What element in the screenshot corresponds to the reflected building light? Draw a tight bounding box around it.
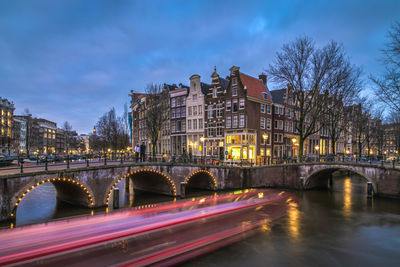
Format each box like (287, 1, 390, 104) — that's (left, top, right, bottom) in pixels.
(343, 178, 352, 216)
(288, 201, 300, 241)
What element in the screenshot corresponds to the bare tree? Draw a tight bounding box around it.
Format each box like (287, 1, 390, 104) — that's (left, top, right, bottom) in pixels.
(145, 84, 169, 159)
(268, 37, 358, 159)
(322, 45, 363, 154)
(371, 22, 400, 112)
(95, 107, 129, 152)
(350, 101, 371, 158)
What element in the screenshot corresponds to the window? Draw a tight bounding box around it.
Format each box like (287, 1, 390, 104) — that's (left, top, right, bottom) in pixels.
(182, 121, 186, 131)
(216, 122, 223, 136)
(274, 120, 278, 129)
(226, 116, 231, 128)
(181, 107, 186, 117)
(188, 120, 192, 130)
(233, 116, 238, 128)
(181, 96, 186, 106)
(232, 77, 238, 85)
(275, 106, 279, 114)
(262, 93, 269, 100)
(239, 114, 245, 128)
(226, 100, 231, 111)
(193, 119, 197, 130)
(284, 121, 288, 132)
(233, 99, 238, 112)
(193, 106, 197, 116)
(213, 88, 218, 98)
(217, 103, 223, 117)
(208, 123, 214, 137)
(188, 107, 192, 116)
(208, 105, 213, 118)
(176, 97, 181, 107)
(171, 98, 176, 107)
(176, 108, 181, 118)
(279, 120, 283, 130)
(199, 119, 203, 129)
(198, 105, 202, 115)
(177, 121, 182, 132)
(274, 133, 278, 142)
(239, 98, 245, 109)
(193, 94, 198, 101)
(171, 121, 176, 132)
(261, 104, 265, 113)
(171, 109, 176, 119)
(232, 87, 237, 96)
(279, 107, 283, 115)
(267, 105, 271, 114)
(260, 117, 265, 129)
(289, 121, 293, 132)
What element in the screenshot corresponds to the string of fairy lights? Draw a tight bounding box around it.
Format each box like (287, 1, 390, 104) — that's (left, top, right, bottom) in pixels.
(10, 169, 217, 217)
(185, 169, 217, 188)
(105, 169, 177, 205)
(11, 177, 94, 218)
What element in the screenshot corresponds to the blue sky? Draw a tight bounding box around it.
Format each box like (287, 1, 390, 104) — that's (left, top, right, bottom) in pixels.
(1, 0, 399, 133)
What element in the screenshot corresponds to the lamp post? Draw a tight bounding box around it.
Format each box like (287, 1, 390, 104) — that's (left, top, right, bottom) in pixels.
(292, 137, 297, 163)
(200, 136, 205, 165)
(315, 145, 320, 162)
(262, 133, 268, 166)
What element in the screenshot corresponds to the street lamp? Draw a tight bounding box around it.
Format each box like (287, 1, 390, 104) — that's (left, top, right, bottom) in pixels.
(315, 145, 320, 162)
(200, 136, 205, 164)
(292, 137, 298, 162)
(262, 133, 268, 165)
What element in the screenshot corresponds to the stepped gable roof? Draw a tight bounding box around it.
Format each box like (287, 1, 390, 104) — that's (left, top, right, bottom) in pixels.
(200, 82, 210, 95)
(239, 72, 272, 102)
(219, 77, 229, 91)
(270, 89, 286, 104)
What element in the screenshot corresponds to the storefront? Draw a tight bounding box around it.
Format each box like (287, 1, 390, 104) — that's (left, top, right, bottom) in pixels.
(225, 132, 256, 161)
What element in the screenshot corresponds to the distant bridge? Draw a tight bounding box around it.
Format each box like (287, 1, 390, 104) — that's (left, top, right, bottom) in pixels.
(1, 162, 399, 221)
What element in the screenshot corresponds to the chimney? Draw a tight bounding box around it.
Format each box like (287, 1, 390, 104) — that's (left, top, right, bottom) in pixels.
(259, 73, 267, 85)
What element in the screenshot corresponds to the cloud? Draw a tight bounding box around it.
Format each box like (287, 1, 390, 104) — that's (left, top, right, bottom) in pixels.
(1, 0, 399, 133)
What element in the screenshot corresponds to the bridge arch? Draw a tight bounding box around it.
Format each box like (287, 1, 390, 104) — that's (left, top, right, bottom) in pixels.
(304, 165, 377, 192)
(105, 168, 177, 205)
(184, 169, 217, 190)
(10, 177, 95, 219)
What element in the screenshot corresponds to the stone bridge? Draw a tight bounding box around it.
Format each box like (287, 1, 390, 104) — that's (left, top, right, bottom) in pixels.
(1, 162, 399, 221)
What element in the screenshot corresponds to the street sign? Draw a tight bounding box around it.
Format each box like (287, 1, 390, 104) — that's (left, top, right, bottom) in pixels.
(225, 151, 228, 155)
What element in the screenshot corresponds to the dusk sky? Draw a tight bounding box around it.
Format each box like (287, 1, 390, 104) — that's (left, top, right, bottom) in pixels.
(1, 0, 400, 134)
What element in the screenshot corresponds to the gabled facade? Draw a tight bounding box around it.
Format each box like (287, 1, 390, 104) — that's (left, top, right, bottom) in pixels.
(225, 66, 273, 163)
(204, 68, 229, 159)
(186, 75, 208, 156)
(170, 84, 188, 155)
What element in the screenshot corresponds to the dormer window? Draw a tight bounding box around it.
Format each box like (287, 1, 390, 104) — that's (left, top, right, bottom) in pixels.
(232, 77, 238, 85)
(262, 93, 268, 100)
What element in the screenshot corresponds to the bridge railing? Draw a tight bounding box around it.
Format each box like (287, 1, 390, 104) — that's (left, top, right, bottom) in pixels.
(0, 152, 399, 174)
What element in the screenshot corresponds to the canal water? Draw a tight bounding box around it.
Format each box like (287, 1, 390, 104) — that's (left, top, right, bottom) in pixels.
(3, 174, 400, 266)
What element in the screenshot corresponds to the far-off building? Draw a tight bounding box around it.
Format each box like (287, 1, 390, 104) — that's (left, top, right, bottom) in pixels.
(0, 97, 15, 153)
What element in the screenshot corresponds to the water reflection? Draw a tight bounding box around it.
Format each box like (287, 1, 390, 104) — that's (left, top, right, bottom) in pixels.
(343, 177, 352, 216)
(287, 200, 300, 241)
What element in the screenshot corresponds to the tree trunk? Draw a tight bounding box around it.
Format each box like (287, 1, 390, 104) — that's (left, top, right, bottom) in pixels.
(331, 140, 336, 155)
(299, 136, 304, 162)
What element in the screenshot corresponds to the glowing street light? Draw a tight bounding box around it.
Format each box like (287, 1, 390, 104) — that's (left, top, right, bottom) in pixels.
(315, 145, 320, 162)
(262, 133, 269, 165)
